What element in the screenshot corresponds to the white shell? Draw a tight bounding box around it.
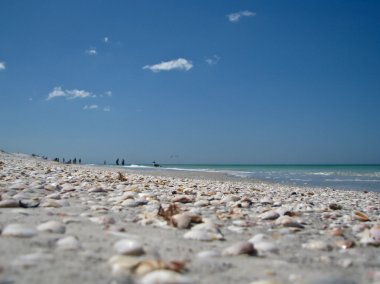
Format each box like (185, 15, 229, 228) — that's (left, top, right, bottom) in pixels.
(37, 220, 66, 234)
(2, 224, 37, 238)
(140, 270, 193, 284)
(114, 239, 145, 256)
(56, 236, 81, 250)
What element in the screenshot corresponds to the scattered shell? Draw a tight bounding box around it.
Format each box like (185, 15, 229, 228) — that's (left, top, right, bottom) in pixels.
(303, 240, 332, 251)
(183, 223, 224, 241)
(140, 270, 192, 284)
(56, 236, 81, 250)
(109, 255, 142, 275)
(260, 210, 280, 220)
(352, 211, 370, 222)
(334, 239, 355, 249)
(222, 241, 257, 256)
(114, 239, 145, 256)
(171, 213, 192, 229)
(275, 216, 304, 228)
(0, 199, 19, 208)
(89, 215, 116, 225)
(37, 220, 66, 234)
(329, 203, 342, 210)
(360, 224, 380, 246)
(254, 241, 279, 254)
(2, 223, 37, 238)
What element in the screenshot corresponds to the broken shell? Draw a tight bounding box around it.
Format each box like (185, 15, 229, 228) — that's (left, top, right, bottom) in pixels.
(114, 239, 145, 256)
(222, 241, 257, 256)
(171, 213, 192, 229)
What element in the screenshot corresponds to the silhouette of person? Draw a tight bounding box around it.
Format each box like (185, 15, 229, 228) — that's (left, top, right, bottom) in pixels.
(73, 158, 77, 164)
(116, 158, 119, 165)
(63, 158, 65, 164)
(79, 159, 81, 164)
(121, 159, 125, 166)
(104, 160, 106, 165)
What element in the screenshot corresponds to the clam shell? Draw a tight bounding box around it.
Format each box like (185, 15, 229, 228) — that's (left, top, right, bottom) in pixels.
(140, 270, 193, 284)
(352, 211, 370, 222)
(114, 239, 145, 256)
(222, 241, 257, 256)
(2, 223, 37, 238)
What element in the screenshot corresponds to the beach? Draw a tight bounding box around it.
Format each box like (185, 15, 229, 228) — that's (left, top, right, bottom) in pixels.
(0, 151, 379, 284)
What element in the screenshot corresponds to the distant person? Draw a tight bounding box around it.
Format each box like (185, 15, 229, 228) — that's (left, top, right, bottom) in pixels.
(79, 158, 81, 164)
(73, 158, 77, 164)
(104, 160, 106, 165)
(116, 158, 119, 165)
(152, 161, 160, 167)
(121, 159, 125, 166)
(63, 158, 65, 164)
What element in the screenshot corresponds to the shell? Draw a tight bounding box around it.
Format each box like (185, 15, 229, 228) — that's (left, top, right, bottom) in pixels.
(303, 240, 332, 251)
(140, 270, 193, 284)
(0, 199, 19, 208)
(37, 220, 66, 234)
(2, 224, 37, 238)
(56, 236, 81, 250)
(275, 216, 304, 228)
(352, 211, 370, 222)
(222, 242, 257, 256)
(259, 210, 280, 221)
(171, 213, 192, 229)
(114, 239, 145, 256)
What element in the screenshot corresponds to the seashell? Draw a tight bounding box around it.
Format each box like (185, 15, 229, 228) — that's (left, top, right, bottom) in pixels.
(352, 211, 370, 222)
(334, 239, 355, 249)
(41, 199, 62, 208)
(89, 215, 116, 225)
(327, 227, 344, 237)
(183, 222, 224, 241)
(360, 224, 380, 246)
(122, 199, 140, 207)
(220, 195, 240, 204)
(114, 239, 145, 256)
(140, 270, 192, 284)
(227, 225, 245, 234)
(259, 197, 273, 205)
(56, 236, 81, 250)
(254, 241, 279, 254)
(275, 216, 304, 228)
(260, 210, 280, 220)
(134, 260, 167, 276)
(0, 199, 19, 208)
(249, 234, 270, 245)
(222, 241, 257, 256)
(19, 199, 40, 208)
(171, 213, 192, 229)
(37, 220, 66, 234)
(109, 255, 142, 275)
(329, 203, 342, 210)
(2, 223, 37, 238)
(172, 195, 194, 203)
(303, 240, 332, 251)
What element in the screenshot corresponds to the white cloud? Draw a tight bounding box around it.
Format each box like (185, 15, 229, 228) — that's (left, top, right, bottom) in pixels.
(85, 48, 97, 56)
(227, 10, 256, 22)
(83, 104, 99, 110)
(104, 37, 109, 43)
(103, 106, 111, 112)
(47, 87, 94, 100)
(143, 58, 193, 72)
(205, 55, 220, 65)
(0, 61, 6, 71)
(105, 91, 112, 97)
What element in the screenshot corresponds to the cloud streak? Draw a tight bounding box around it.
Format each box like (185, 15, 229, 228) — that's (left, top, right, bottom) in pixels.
(143, 58, 193, 72)
(83, 104, 99, 110)
(47, 87, 94, 100)
(227, 10, 256, 22)
(205, 55, 220, 65)
(0, 61, 5, 71)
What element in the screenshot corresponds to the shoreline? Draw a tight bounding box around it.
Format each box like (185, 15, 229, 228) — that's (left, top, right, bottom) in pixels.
(0, 152, 379, 284)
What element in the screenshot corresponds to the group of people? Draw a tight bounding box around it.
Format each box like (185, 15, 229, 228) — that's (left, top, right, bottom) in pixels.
(115, 158, 125, 166)
(53, 157, 81, 164)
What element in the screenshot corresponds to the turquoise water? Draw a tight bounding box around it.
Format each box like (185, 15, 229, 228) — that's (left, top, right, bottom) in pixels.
(121, 164, 380, 192)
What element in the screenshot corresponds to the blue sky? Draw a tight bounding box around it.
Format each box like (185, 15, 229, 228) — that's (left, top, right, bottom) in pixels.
(0, 0, 379, 164)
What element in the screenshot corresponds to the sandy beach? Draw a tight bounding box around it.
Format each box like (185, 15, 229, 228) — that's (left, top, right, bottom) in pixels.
(0, 151, 379, 284)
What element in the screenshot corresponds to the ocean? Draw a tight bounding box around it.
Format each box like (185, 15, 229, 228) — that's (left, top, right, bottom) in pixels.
(119, 164, 380, 192)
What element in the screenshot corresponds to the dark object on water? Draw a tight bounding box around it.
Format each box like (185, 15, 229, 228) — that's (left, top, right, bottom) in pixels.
(116, 158, 119, 165)
(152, 161, 160, 167)
(79, 159, 81, 164)
(104, 160, 107, 165)
(121, 159, 125, 166)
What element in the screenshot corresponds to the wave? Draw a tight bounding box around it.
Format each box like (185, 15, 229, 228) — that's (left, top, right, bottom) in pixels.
(124, 164, 154, 169)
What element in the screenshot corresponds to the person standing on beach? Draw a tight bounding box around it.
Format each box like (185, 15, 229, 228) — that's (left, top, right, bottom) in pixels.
(116, 158, 119, 165)
(121, 159, 125, 166)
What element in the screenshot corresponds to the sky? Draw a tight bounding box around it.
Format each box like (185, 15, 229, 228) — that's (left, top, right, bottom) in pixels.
(0, 0, 380, 164)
